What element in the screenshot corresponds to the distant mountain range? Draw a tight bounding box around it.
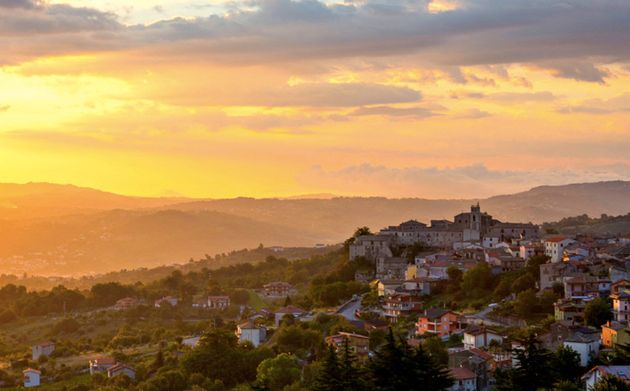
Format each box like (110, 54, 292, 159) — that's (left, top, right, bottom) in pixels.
(0, 181, 629, 276)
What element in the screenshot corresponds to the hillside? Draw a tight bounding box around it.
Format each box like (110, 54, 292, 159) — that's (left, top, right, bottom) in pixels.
(542, 213, 630, 235)
(0, 181, 629, 276)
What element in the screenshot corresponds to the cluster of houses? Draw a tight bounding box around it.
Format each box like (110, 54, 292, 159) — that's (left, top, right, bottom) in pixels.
(346, 205, 630, 390)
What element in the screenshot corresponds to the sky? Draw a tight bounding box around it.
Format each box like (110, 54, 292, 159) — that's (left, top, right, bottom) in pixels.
(1, 0, 630, 199)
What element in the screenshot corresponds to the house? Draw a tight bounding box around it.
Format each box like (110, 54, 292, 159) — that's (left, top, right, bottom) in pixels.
(262, 282, 294, 297)
(182, 336, 201, 348)
(107, 363, 136, 380)
(426, 260, 451, 280)
(611, 286, 630, 323)
(449, 349, 491, 390)
(32, 341, 55, 361)
(545, 237, 576, 263)
(601, 321, 630, 348)
(207, 296, 230, 310)
(236, 321, 266, 347)
(416, 309, 462, 337)
(114, 297, 142, 311)
(23, 368, 40, 388)
(89, 356, 117, 374)
(375, 279, 403, 297)
(274, 305, 307, 326)
(582, 366, 630, 390)
(520, 244, 543, 260)
(564, 332, 601, 367)
(376, 257, 408, 280)
(401, 277, 435, 296)
(325, 332, 370, 361)
(564, 276, 599, 299)
(554, 298, 589, 323)
(449, 367, 477, 391)
(539, 262, 579, 291)
(382, 293, 422, 322)
(349, 234, 393, 261)
(463, 326, 503, 350)
(154, 296, 178, 308)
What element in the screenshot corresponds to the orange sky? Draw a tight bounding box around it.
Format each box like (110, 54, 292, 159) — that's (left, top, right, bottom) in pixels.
(1, 0, 629, 199)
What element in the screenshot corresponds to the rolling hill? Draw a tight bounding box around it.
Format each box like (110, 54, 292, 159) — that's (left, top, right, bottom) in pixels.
(0, 181, 628, 276)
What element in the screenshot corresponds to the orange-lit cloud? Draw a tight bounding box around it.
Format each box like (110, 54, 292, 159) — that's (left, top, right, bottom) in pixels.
(1, 0, 629, 198)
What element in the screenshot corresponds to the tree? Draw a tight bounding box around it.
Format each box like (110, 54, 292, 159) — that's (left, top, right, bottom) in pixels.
(313, 345, 342, 391)
(275, 325, 322, 358)
(181, 329, 273, 387)
(367, 329, 451, 391)
(338, 338, 362, 390)
(514, 289, 538, 319)
(461, 262, 494, 299)
(553, 380, 581, 391)
(446, 266, 463, 292)
(495, 334, 554, 391)
(511, 274, 535, 294)
(553, 345, 582, 380)
(367, 329, 410, 390)
(256, 353, 301, 391)
(493, 279, 512, 299)
(591, 374, 630, 391)
(584, 298, 613, 328)
(423, 336, 448, 366)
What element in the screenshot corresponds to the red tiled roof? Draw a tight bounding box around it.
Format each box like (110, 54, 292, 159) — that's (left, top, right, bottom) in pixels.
(546, 236, 569, 243)
(450, 367, 476, 380)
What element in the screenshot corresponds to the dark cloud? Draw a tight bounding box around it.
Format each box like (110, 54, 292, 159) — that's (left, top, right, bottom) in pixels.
(1, 0, 630, 82)
(0, 0, 39, 9)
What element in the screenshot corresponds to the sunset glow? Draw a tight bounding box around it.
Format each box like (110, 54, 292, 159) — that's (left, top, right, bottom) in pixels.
(1, 0, 630, 198)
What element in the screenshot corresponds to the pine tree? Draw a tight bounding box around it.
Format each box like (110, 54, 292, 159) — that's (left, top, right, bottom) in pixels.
(413, 344, 453, 389)
(313, 345, 342, 391)
(367, 329, 409, 391)
(495, 334, 554, 391)
(339, 338, 362, 391)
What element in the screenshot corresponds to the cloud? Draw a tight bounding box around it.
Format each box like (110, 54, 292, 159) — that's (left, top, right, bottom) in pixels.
(1, 0, 630, 82)
(147, 81, 422, 108)
(351, 105, 437, 118)
(299, 163, 630, 198)
(557, 93, 630, 114)
(0, 105, 9, 112)
(0, 0, 39, 9)
(450, 91, 556, 102)
(543, 62, 611, 84)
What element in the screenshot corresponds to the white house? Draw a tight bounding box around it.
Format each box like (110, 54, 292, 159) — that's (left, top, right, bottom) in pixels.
(23, 368, 41, 388)
(545, 237, 576, 263)
(449, 367, 477, 391)
(32, 342, 55, 361)
(582, 365, 630, 390)
(564, 332, 601, 367)
(463, 327, 503, 350)
(236, 321, 267, 347)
